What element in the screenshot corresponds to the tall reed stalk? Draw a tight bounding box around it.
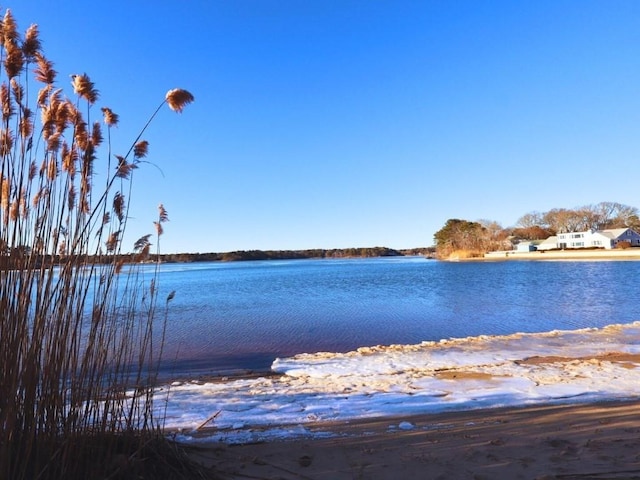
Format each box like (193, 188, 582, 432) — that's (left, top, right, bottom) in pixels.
(0, 9, 194, 479)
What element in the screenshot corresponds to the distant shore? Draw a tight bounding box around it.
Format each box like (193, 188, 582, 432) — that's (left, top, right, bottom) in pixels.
(155, 246, 435, 263)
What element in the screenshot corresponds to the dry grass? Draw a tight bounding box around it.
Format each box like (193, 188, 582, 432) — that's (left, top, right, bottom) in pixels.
(0, 9, 204, 479)
(442, 249, 485, 260)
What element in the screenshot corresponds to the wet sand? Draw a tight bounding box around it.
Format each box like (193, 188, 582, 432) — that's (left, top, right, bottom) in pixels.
(184, 399, 640, 479)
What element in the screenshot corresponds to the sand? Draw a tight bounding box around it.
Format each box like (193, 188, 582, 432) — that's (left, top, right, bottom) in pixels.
(182, 399, 640, 479)
(483, 249, 640, 261)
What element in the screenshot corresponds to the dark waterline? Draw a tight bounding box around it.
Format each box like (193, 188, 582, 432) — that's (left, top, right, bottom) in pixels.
(150, 257, 640, 379)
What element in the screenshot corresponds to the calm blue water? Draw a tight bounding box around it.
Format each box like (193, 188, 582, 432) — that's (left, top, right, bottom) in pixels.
(151, 257, 640, 377)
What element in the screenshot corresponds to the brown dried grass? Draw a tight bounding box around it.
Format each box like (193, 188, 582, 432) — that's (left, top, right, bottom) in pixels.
(0, 9, 202, 480)
(442, 249, 485, 260)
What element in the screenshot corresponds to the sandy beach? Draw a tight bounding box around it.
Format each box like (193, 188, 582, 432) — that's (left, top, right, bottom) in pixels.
(166, 340, 640, 478)
(183, 399, 640, 479)
(482, 249, 640, 261)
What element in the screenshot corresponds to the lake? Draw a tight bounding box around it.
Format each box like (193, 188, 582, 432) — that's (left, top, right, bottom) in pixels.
(149, 256, 640, 379)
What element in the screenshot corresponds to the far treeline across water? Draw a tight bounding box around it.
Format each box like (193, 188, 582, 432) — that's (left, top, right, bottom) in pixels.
(0, 247, 435, 270)
(152, 246, 434, 263)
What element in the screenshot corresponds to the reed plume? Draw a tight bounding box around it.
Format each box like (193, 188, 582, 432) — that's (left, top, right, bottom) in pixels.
(22, 23, 40, 60)
(165, 88, 194, 113)
(0, 9, 198, 480)
(101, 106, 119, 126)
(71, 73, 98, 104)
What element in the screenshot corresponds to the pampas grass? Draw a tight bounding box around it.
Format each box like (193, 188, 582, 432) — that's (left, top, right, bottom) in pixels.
(0, 8, 199, 479)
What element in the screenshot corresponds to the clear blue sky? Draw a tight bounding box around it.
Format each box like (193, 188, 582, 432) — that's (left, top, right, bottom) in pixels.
(11, 1, 640, 253)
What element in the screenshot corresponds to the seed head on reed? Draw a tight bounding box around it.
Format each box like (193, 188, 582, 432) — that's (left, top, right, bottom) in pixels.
(133, 140, 148, 158)
(1, 176, 9, 209)
(32, 189, 40, 207)
(34, 53, 56, 84)
(9, 199, 19, 221)
(80, 195, 90, 214)
(100, 107, 119, 127)
(47, 132, 61, 152)
(4, 38, 24, 78)
(47, 158, 58, 180)
(19, 193, 27, 219)
(19, 108, 33, 139)
(1, 83, 14, 120)
(158, 203, 169, 223)
(113, 191, 125, 222)
(68, 183, 76, 210)
(54, 100, 72, 132)
(1, 10, 18, 43)
(61, 143, 77, 175)
(0, 128, 13, 156)
(105, 230, 120, 252)
(67, 101, 82, 125)
(134, 234, 152, 261)
(10, 78, 23, 105)
(28, 160, 36, 180)
(154, 204, 169, 236)
(134, 234, 151, 252)
(71, 73, 99, 104)
(74, 120, 89, 150)
(81, 144, 95, 178)
(91, 121, 102, 146)
(165, 88, 194, 113)
(36, 84, 52, 107)
(22, 24, 41, 60)
(40, 87, 62, 129)
(114, 259, 124, 274)
(115, 155, 137, 179)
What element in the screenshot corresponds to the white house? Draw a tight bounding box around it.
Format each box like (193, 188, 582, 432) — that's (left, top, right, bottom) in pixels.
(536, 236, 558, 251)
(515, 241, 537, 252)
(551, 228, 640, 250)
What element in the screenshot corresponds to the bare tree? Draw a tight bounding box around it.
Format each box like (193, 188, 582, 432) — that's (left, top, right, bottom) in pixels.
(516, 211, 544, 229)
(578, 202, 639, 230)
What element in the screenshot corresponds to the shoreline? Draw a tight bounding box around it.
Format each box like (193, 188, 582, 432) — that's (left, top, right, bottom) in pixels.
(481, 249, 640, 261)
(172, 350, 640, 477)
(186, 398, 640, 479)
(162, 345, 640, 441)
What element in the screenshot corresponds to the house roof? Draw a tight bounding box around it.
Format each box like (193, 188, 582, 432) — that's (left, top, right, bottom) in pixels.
(601, 228, 631, 239)
(537, 236, 557, 245)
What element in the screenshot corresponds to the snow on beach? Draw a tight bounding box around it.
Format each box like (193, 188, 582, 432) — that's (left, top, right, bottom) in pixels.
(161, 322, 640, 444)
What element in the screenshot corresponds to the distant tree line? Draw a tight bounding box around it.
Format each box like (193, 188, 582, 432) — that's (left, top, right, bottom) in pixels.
(515, 201, 639, 236)
(0, 246, 436, 270)
(155, 246, 435, 263)
(434, 201, 640, 258)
